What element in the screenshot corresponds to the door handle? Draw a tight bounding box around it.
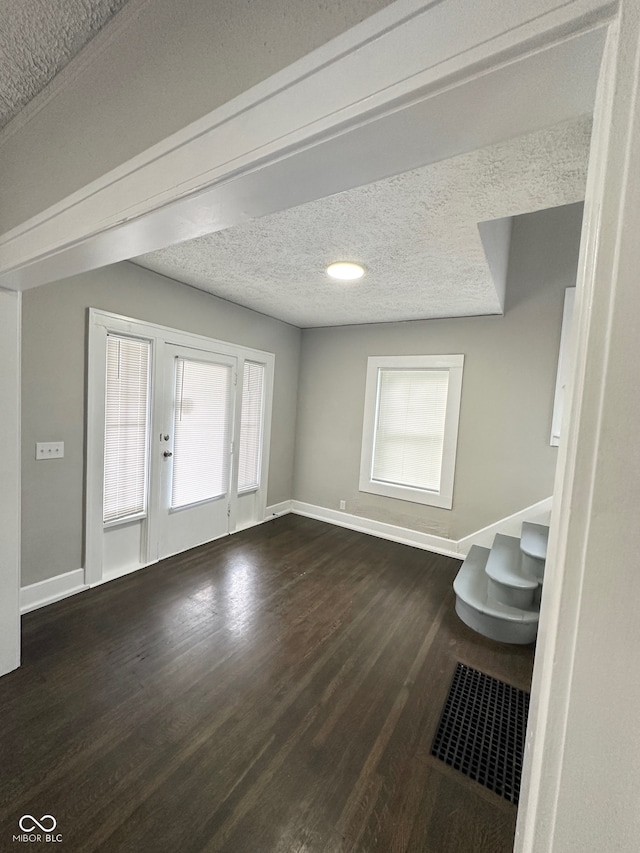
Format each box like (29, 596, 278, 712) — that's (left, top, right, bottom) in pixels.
(163, 451, 173, 458)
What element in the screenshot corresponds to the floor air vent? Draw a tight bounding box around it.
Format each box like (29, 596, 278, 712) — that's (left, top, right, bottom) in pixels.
(431, 662, 529, 805)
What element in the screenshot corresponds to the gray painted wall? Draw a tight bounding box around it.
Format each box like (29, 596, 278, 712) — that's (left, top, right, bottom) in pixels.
(0, 0, 394, 233)
(293, 203, 583, 540)
(20, 203, 581, 586)
(21, 262, 301, 585)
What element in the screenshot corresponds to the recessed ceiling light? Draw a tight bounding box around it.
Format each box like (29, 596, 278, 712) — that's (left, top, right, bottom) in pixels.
(326, 261, 365, 281)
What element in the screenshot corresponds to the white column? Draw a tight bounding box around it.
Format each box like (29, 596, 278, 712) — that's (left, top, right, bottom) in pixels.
(0, 289, 21, 676)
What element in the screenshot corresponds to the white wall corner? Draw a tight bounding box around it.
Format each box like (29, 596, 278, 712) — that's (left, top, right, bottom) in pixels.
(21, 569, 88, 614)
(265, 500, 293, 519)
(477, 216, 513, 313)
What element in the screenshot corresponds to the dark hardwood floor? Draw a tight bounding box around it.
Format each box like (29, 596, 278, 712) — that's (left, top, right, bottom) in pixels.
(0, 516, 533, 852)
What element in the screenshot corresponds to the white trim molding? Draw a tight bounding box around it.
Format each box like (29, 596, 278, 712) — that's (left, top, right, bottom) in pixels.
(289, 498, 552, 558)
(549, 288, 576, 447)
(21, 569, 88, 614)
(265, 500, 293, 518)
(292, 501, 461, 558)
(517, 7, 640, 850)
(0, 290, 21, 674)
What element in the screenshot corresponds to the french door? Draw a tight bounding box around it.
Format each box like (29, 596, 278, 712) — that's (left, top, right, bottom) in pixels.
(158, 345, 237, 559)
(86, 310, 274, 586)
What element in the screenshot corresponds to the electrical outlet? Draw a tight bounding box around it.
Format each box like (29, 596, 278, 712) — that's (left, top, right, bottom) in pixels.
(36, 441, 64, 460)
(339, 500, 346, 510)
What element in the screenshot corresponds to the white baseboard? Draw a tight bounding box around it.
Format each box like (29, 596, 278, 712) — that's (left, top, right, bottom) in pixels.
(291, 501, 461, 558)
(290, 498, 553, 559)
(265, 500, 293, 518)
(100, 559, 159, 586)
(21, 498, 552, 613)
(21, 568, 88, 614)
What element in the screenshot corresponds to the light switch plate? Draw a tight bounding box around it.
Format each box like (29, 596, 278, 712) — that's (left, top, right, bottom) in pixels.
(36, 441, 64, 460)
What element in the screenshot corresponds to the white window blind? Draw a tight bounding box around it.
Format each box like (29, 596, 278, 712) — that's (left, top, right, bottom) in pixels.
(103, 335, 151, 523)
(171, 358, 232, 509)
(238, 361, 265, 493)
(372, 368, 450, 492)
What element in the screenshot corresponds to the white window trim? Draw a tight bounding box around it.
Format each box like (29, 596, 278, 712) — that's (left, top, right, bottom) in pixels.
(359, 354, 464, 510)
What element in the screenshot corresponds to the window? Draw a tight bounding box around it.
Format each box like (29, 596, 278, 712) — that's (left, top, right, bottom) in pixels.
(103, 335, 151, 523)
(359, 355, 464, 509)
(171, 357, 233, 509)
(238, 361, 265, 492)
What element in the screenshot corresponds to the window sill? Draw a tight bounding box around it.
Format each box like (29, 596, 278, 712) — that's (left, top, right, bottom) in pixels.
(359, 479, 453, 510)
(104, 512, 147, 529)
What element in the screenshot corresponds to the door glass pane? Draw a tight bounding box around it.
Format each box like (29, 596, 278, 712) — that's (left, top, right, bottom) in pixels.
(171, 357, 232, 509)
(104, 335, 151, 523)
(238, 361, 265, 492)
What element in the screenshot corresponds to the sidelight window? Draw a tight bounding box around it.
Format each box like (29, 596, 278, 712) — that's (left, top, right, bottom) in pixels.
(103, 335, 151, 523)
(238, 361, 265, 493)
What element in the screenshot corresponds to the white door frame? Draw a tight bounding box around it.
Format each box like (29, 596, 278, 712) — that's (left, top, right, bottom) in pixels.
(86, 309, 274, 586)
(515, 6, 640, 850)
(0, 290, 21, 677)
(3, 0, 639, 847)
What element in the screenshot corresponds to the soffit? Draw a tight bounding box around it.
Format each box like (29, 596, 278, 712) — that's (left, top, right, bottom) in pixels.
(134, 116, 590, 328)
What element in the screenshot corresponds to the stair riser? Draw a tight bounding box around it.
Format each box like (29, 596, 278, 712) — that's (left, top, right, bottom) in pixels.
(487, 578, 536, 609)
(521, 552, 545, 582)
(455, 598, 537, 645)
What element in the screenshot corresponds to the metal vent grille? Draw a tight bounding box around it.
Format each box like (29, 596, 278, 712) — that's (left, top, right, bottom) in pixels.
(431, 662, 530, 804)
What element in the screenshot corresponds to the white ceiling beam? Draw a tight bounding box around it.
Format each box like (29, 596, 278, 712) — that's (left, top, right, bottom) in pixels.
(0, 0, 612, 291)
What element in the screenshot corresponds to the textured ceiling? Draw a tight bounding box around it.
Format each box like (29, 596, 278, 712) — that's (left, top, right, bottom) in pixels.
(0, 0, 129, 130)
(135, 116, 591, 328)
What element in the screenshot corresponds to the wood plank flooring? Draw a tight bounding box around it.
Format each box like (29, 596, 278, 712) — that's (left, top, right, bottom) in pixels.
(0, 516, 533, 852)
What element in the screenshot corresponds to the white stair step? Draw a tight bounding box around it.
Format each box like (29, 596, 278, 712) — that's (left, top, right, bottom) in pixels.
(520, 522, 549, 561)
(454, 547, 531, 621)
(520, 522, 549, 582)
(485, 534, 538, 608)
(486, 534, 538, 590)
(453, 545, 538, 645)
